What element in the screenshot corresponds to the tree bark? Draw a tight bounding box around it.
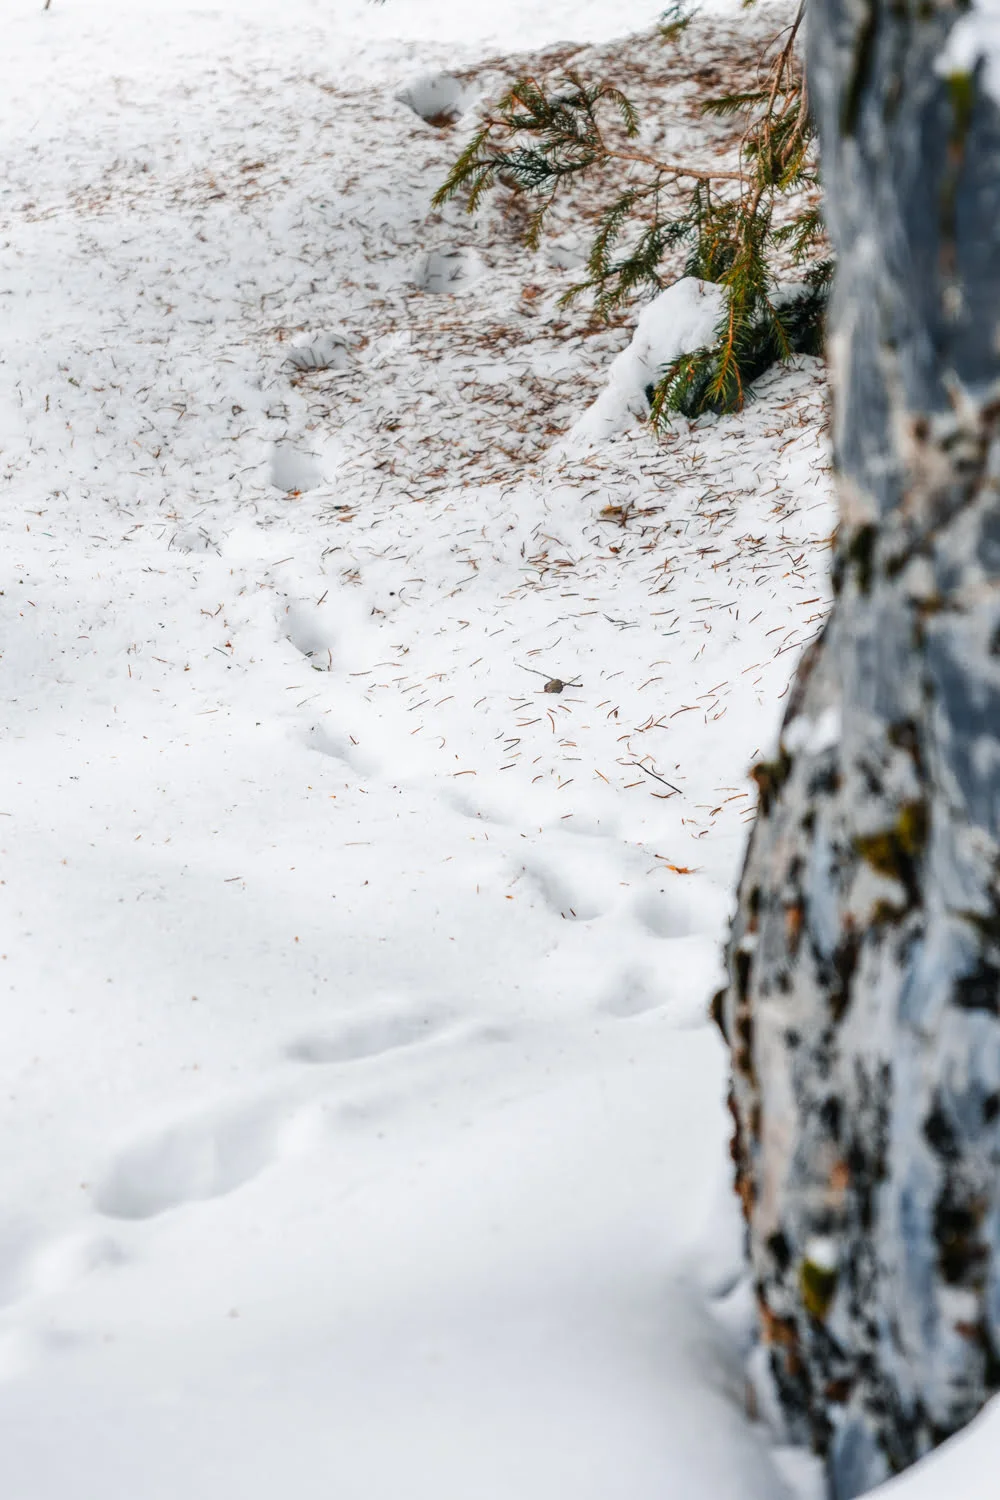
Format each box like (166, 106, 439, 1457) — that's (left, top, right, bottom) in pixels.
(718, 2, 1000, 1495)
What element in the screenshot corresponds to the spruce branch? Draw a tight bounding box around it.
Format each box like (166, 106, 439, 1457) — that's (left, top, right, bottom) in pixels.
(438, 7, 829, 418)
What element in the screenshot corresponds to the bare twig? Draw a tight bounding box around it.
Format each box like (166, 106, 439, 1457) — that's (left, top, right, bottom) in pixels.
(631, 762, 682, 795)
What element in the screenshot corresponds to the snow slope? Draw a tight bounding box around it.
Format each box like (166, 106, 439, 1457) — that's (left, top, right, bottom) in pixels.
(2, 1, 982, 1497)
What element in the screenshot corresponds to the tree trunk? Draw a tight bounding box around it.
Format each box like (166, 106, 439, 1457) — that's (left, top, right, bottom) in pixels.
(718, 3, 1000, 1495)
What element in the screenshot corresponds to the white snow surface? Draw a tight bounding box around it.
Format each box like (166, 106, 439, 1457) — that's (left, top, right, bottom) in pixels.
(1, 0, 990, 1496)
(877, 1397, 1000, 1500)
(565, 276, 726, 448)
(939, 0, 1000, 103)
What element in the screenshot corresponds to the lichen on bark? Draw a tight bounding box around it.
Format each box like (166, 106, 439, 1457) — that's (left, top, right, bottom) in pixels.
(717, 2, 1000, 1494)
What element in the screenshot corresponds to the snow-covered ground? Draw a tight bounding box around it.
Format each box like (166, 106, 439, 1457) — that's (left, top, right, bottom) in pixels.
(1, 1, 994, 1496)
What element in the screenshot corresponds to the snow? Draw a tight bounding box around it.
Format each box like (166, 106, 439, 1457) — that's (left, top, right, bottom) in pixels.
(874, 1398, 1000, 1500)
(2, 0, 991, 1496)
(397, 72, 476, 124)
(938, 0, 1000, 103)
(782, 705, 842, 757)
(804, 1235, 839, 1274)
(564, 276, 726, 448)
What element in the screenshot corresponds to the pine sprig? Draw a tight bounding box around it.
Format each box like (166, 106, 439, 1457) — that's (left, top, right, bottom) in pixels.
(438, 2, 828, 418)
(432, 74, 641, 222)
(701, 90, 771, 118)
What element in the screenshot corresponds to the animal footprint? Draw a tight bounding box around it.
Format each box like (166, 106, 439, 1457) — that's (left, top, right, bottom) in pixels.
(286, 330, 351, 373)
(443, 783, 515, 829)
(517, 855, 608, 922)
(604, 935, 725, 1030)
(307, 722, 381, 777)
(170, 525, 218, 554)
(283, 599, 335, 663)
(94, 1098, 291, 1221)
(27, 1230, 126, 1296)
(413, 248, 484, 294)
(599, 969, 663, 1019)
(396, 73, 471, 126)
(286, 1000, 450, 1066)
(270, 442, 324, 494)
(632, 875, 729, 941)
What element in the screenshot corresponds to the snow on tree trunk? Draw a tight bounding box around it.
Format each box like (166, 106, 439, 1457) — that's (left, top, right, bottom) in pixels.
(717, 2, 1000, 1495)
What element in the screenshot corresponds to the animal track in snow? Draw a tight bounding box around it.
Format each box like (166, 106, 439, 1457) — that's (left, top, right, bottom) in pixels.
(0, 1324, 84, 1381)
(545, 234, 587, 270)
(413, 248, 484, 295)
(632, 889, 695, 940)
(598, 932, 724, 1028)
(270, 442, 324, 494)
(283, 599, 336, 664)
(307, 721, 381, 777)
(443, 784, 515, 828)
(285, 330, 351, 373)
(91, 996, 494, 1226)
(599, 969, 663, 1019)
(94, 1097, 296, 1221)
(27, 1230, 127, 1297)
(170, 525, 218, 554)
(396, 73, 471, 126)
(632, 876, 729, 941)
(516, 852, 613, 922)
(285, 1000, 451, 1066)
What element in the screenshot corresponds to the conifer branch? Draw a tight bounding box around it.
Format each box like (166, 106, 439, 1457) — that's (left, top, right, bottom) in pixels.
(437, 8, 829, 418)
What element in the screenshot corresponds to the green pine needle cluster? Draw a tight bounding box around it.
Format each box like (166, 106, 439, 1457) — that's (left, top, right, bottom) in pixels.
(434, 3, 829, 420)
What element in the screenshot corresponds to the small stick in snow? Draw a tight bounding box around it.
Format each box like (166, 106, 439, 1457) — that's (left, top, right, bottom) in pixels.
(631, 762, 682, 796)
